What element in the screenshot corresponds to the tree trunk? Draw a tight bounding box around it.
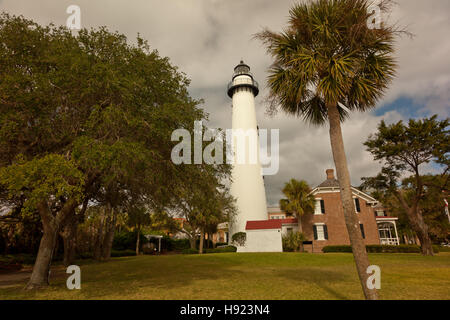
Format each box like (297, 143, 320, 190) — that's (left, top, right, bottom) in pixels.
(61, 211, 78, 267)
(408, 209, 434, 255)
(26, 221, 58, 289)
(395, 193, 434, 256)
(136, 226, 140, 256)
(101, 207, 116, 261)
(327, 104, 379, 300)
(199, 229, 205, 254)
(93, 214, 104, 261)
(189, 236, 196, 249)
(297, 215, 304, 252)
(26, 200, 76, 290)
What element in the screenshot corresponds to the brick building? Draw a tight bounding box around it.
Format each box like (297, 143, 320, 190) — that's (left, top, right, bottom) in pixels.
(225, 169, 398, 252)
(300, 169, 382, 252)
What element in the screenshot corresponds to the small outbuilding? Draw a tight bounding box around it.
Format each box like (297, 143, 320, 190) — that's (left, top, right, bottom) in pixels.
(237, 220, 283, 253)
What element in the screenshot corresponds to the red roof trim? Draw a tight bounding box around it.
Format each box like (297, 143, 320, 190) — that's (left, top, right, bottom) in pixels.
(246, 220, 282, 230)
(280, 218, 298, 225)
(245, 218, 299, 230)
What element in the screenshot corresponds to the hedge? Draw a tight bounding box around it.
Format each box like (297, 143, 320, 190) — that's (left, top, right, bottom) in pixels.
(322, 244, 441, 253)
(182, 246, 237, 255)
(110, 249, 137, 257)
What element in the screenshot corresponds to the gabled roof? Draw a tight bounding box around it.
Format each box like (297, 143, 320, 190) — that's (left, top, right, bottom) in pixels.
(311, 169, 378, 205)
(318, 178, 340, 188)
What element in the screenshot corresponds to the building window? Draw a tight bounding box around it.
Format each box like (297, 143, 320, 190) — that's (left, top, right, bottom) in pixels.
(315, 199, 325, 215)
(313, 224, 328, 241)
(360, 224, 365, 239)
(287, 227, 293, 234)
(375, 210, 385, 217)
(354, 198, 361, 213)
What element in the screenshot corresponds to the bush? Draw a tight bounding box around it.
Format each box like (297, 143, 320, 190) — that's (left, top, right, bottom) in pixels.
(215, 242, 228, 247)
(0, 254, 36, 265)
(322, 244, 440, 253)
(439, 246, 450, 252)
(110, 249, 136, 257)
(182, 248, 199, 254)
(112, 231, 147, 251)
(282, 232, 308, 252)
(231, 232, 246, 246)
(196, 238, 214, 249)
(204, 246, 237, 253)
(170, 238, 191, 251)
(182, 246, 237, 254)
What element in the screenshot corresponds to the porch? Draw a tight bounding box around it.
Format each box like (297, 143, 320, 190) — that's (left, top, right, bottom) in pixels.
(376, 217, 400, 246)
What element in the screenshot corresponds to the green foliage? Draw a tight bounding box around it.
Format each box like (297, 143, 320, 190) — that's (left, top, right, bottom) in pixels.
(280, 179, 315, 219)
(110, 250, 136, 257)
(0, 154, 84, 214)
(231, 232, 246, 246)
(181, 248, 199, 255)
(112, 231, 148, 251)
(282, 232, 308, 252)
(215, 242, 228, 247)
(169, 239, 191, 251)
(182, 245, 237, 254)
(204, 246, 237, 253)
(322, 245, 441, 253)
(0, 253, 36, 265)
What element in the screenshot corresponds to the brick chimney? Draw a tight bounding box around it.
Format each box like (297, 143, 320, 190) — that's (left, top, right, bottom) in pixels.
(326, 169, 335, 180)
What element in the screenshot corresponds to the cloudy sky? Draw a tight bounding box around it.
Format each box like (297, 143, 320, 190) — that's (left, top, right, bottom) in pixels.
(1, 0, 449, 205)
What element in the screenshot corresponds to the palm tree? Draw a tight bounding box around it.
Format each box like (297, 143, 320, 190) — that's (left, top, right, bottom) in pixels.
(280, 179, 315, 248)
(257, 0, 400, 300)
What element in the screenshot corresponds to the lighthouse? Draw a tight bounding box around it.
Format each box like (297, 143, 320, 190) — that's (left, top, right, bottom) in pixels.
(227, 61, 268, 244)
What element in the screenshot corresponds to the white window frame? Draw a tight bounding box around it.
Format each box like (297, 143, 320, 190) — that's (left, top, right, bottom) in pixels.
(315, 223, 326, 241)
(314, 198, 323, 215)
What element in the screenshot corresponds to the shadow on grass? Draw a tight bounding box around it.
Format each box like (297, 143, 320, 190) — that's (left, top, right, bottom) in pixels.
(279, 267, 356, 300)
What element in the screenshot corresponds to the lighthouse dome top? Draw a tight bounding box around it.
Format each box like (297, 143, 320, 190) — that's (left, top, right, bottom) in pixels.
(233, 60, 253, 79)
(227, 60, 259, 98)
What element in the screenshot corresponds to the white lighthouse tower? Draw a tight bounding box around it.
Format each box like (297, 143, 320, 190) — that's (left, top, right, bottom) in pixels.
(227, 60, 268, 243)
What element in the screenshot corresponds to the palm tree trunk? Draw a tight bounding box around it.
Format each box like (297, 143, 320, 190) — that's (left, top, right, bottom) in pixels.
(296, 214, 304, 252)
(327, 103, 378, 300)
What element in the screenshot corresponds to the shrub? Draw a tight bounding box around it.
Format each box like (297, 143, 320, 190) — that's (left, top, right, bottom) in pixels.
(182, 248, 199, 254)
(215, 242, 228, 247)
(282, 232, 308, 252)
(170, 238, 191, 251)
(204, 246, 237, 253)
(231, 232, 246, 246)
(196, 238, 214, 249)
(110, 249, 136, 257)
(322, 245, 440, 253)
(0, 254, 36, 265)
(439, 246, 450, 252)
(113, 231, 147, 251)
(182, 246, 237, 254)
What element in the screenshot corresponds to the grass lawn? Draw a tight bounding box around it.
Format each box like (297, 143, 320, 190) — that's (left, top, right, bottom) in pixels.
(1, 252, 449, 300)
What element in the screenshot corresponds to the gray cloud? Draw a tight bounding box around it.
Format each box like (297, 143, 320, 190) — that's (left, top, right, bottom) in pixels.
(1, 0, 448, 205)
